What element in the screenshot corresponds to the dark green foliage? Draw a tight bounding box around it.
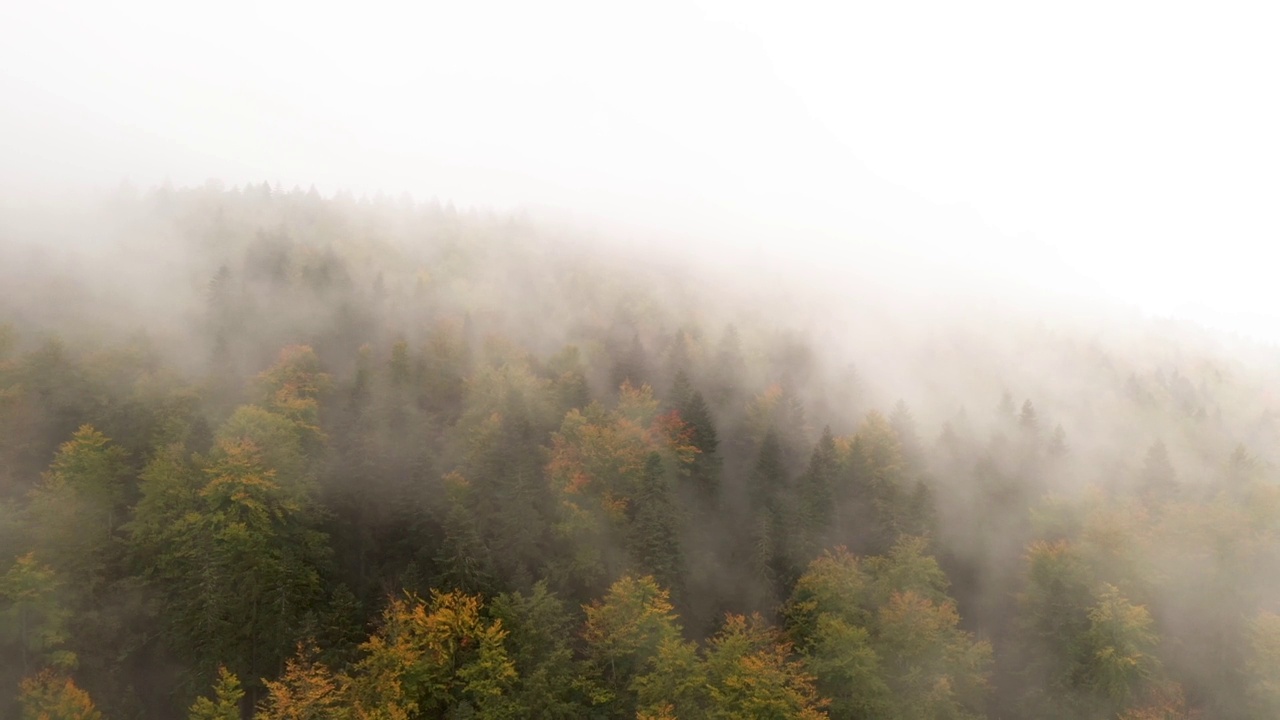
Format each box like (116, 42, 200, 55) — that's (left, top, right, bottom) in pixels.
(629, 453, 684, 598)
(795, 428, 838, 562)
(139, 437, 331, 700)
(672, 372, 721, 504)
(747, 431, 796, 602)
(490, 582, 594, 718)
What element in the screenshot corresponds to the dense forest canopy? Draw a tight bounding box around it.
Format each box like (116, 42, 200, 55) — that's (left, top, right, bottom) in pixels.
(3, 183, 1280, 719)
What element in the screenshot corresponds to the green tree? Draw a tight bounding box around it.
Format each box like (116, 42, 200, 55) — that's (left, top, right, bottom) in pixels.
(147, 438, 329, 694)
(794, 428, 838, 563)
(28, 425, 129, 571)
(490, 582, 597, 718)
(253, 345, 331, 452)
(629, 453, 684, 597)
(747, 431, 794, 601)
(546, 345, 591, 416)
(874, 590, 991, 719)
(864, 535, 950, 610)
(432, 474, 498, 596)
(1074, 584, 1160, 714)
(634, 637, 707, 720)
(189, 667, 244, 720)
(545, 384, 695, 597)
(454, 360, 560, 592)
(786, 541, 990, 720)
(784, 548, 871, 646)
(851, 411, 931, 553)
(0, 553, 74, 675)
(1016, 540, 1094, 712)
(804, 615, 889, 719)
(216, 405, 308, 493)
(670, 372, 721, 505)
(127, 444, 200, 570)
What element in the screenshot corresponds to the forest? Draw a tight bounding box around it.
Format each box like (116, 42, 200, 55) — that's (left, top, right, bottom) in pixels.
(3, 182, 1280, 719)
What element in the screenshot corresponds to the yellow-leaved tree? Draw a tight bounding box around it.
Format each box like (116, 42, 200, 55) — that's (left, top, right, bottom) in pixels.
(18, 670, 101, 720)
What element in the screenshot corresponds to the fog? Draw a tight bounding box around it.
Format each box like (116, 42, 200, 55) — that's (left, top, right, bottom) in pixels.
(4, 2, 1280, 719)
(5, 0, 1280, 334)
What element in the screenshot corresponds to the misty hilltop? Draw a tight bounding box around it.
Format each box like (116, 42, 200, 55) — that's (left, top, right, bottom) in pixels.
(3, 183, 1280, 719)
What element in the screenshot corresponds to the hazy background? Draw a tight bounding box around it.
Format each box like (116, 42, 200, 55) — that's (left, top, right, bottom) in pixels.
(2, 0, 1278, 338)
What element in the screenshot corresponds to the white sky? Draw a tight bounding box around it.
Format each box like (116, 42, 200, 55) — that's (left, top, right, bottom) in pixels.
(2, 0, 1279, 339)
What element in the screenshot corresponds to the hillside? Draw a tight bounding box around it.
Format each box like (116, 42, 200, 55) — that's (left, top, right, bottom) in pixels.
(2, 183, 1279, 719)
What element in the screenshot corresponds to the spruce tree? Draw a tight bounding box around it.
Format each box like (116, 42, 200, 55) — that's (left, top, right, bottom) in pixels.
(747, 432, 795, 601)
(795, 427, 838, 562)
(630, 453, 684, 599)
(672, 372, 721, 505)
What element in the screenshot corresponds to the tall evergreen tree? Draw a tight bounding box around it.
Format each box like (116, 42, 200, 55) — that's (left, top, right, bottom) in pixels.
(630, 453, 684, 598)
(747, 432, 795, 601)
(795, 428, 838, 563)
(672, 372, 722, 505)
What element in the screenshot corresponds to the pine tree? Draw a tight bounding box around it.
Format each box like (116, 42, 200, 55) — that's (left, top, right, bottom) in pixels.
(546, 345, 591, 415)
(630, 453, 684, 598)
(149, 437, 330, 692)
(1019, 399, 1039, 432)
(1138, 440, 1178, 503)
(1048, 423, 1069, 458)
(795, 428, 838, 563)
(748, 432, 795, 601)
(432, 475, 498, 596)
(672, 373, 721, 505)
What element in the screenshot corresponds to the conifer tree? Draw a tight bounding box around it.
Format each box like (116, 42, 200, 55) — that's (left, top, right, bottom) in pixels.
(1138, 440, 1178, 503)
(748, 431, 795, 601)
(672, 372, 721, 505)
(188, 667, 243, 720)
(630, 453, 684, 598)
(490, 582, 596, 718)
(795, 428, 838, 562)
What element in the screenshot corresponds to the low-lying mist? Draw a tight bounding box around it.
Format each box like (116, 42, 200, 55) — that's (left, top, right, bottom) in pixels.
(2, 181, 1279, 719)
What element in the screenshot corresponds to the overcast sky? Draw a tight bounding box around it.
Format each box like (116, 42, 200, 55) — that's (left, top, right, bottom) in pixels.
(2, 0, 1278, 339)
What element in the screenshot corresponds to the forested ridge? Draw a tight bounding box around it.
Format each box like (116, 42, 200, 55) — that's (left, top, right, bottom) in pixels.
(3, 183, 1280, 719)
